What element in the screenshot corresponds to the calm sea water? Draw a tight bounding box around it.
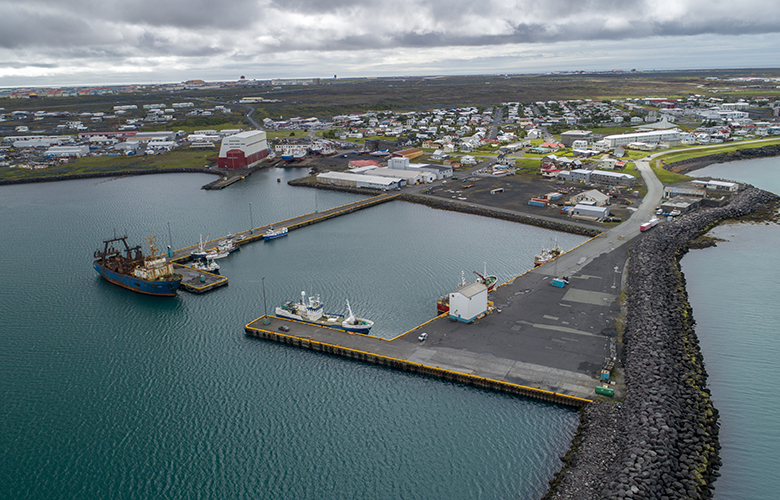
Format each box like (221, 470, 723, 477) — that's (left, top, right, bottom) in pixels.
(0, 168, 583, 499)
(682, 157, 780, 500)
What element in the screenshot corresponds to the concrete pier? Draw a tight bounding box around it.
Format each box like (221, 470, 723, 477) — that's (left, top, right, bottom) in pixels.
(174, 264, 228, 293)
(244, 236, 632, 406)
(170, 192, 400, 262)
(246, 315, 592, 407)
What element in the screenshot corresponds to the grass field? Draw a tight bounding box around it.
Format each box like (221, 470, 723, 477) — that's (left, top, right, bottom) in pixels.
(265, 130, 310, 140)
(650, 164, 691, 184)
(0, 149, 216, 182)
(653, 138, 780, 165)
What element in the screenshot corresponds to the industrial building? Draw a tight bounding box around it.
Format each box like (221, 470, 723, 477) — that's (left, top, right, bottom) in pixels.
(661, 196, 702, 213)
(389, 157, 453, 180)
(218, 130, 269, 169)
(560, 130, 593, 147)
(571, 204, 609, 219)
(363, 167, 433, 184)
(573, 189, 609, 206)
(125, 131, 176, 143)
(349, 159, 382, 169)
(45, 145, 90, 158)
(603, 130, 681, 148)
(392, 148, 423, 160)
(448, 281, 488, 323)
(13, 137, 66, 148)
(559, 169, 635, 187)
(409, 163, 453, 180)
(663, 185, 707, 199)
(316, 171, 403, 191)
(690, 179, 739, 192)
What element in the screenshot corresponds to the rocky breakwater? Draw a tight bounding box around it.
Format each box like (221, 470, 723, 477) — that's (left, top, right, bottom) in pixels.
(544, 186, 779, 500)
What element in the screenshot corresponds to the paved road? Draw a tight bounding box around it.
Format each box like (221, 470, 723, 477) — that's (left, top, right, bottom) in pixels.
(488, 107, 503, 141)
(532, 157, 663, 277)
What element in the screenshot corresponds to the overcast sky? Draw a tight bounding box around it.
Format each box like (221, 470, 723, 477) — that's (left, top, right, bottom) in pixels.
(1, 0, 780, 87)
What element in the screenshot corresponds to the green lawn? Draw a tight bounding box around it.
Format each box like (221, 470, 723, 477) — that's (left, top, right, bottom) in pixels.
(651, 164, 691, 184)
(653, 138, 780, 166)
(143, 121, 248, 134)
(265, 130, 310, 140)
(0, 149, 216, 182)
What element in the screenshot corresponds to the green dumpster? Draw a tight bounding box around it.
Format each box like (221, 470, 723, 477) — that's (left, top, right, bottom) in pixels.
(595, 386, 614, 397)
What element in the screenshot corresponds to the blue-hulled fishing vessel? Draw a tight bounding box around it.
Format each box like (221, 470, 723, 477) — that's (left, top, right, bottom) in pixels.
(93, 234, 182, 296)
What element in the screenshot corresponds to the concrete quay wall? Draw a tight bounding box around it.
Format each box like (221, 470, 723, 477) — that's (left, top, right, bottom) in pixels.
(245, 324, 590, 408)
(545, 186, 779, 500)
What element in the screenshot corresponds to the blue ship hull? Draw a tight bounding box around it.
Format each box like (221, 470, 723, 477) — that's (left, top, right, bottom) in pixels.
(94, 262, 181, 297)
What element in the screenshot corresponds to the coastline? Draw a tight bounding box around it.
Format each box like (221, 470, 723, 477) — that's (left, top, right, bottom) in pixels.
(543, 186, 779, 499)
(665, 144, 780, 174)
(0, 166, 222, 186)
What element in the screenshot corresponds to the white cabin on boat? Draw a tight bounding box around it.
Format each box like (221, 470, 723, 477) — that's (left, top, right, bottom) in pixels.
(448, 281, 488, 323)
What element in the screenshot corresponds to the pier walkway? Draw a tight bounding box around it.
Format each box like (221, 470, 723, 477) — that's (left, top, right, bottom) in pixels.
(169, 191, 400, 262)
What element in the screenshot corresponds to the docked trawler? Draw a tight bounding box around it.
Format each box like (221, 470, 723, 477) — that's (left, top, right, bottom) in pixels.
(275, 291, 374, 334)
(94, 234, 182, 296)
(534, 240, 563, 267)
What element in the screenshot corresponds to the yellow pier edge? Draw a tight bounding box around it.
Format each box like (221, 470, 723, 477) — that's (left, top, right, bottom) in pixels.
(245, 317, 592, 408)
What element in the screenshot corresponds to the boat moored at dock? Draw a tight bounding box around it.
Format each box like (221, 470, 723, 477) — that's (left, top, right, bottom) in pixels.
(191, 259, 220, 274)
(264, 226, 288, 240)
(534, 239, 563, 266)
(94, 234, 182, 296)
(275, 291, 373, 334)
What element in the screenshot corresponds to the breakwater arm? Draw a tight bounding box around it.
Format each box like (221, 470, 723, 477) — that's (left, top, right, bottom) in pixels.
(544, 186, 779, 500)
(398, 194, 602, 237)
(0, 167, 221, 186)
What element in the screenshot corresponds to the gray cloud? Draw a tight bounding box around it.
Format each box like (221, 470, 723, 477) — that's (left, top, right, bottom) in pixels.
(0, 0, 779, 85)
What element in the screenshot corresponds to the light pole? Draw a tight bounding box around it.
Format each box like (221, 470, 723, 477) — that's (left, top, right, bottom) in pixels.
(249, 202, 254, 234)
(262, 277, 269, 324)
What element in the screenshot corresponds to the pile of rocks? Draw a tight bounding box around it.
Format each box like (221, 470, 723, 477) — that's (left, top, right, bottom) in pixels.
(402, 195, 602, 237)
(545, 186, 778, 500)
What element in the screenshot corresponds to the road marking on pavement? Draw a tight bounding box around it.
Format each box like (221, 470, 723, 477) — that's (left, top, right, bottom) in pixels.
(562, 288, 617, 306)
(532, 323, 601, 338)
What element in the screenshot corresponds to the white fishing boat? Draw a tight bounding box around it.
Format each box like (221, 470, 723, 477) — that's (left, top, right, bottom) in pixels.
(191, 234, 208, 260)
(264, 227, 289, 240)
(275, 291, 373, 334)
(205, 247, 229, 260)
(192, 259, 220, 275)
(534, 239, 563, 267)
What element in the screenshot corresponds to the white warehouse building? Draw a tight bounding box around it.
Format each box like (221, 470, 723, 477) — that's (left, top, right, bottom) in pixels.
(317, 171, 404, 191)
(603, 129, 681, 148)
(366, 167, 434, 184)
